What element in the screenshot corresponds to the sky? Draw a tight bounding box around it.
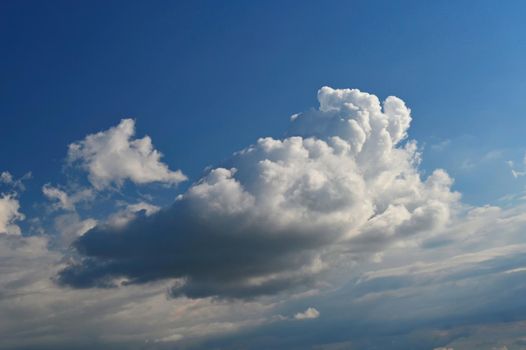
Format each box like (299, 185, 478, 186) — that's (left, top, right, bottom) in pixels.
(2, 1, 526, 349)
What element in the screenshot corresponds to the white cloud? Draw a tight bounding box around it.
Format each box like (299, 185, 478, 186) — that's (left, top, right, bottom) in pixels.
(53, 212, 97, 245)
(183, 87, 456, 245)
(508, 159, 526, 178)
(106, 201, 160, 227)
(0, 194, 24, 235)
(507, 152, 526, 178)
(0, 171, 13, 184)
(294, 307, 320, 320)
(60, 87, 459, 298)
(42, 185, 74, 210)
(42, 184, 94, 211)
(0, 171, 31, 191)
(67, 118, 187, 190)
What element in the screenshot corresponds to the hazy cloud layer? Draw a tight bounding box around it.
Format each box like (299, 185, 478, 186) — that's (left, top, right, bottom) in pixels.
(4, 204, 526, 349)
(0, 232, 276, 350)
(193, 204, 526, 349)
(59, 87, 459, 299)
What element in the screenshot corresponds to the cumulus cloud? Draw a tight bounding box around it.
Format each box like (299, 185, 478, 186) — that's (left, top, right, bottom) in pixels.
(67, 118, 187, 190)
(59, 87, 459, 299)
(294, 307, 320, 320)
(0, 194, 24, 235)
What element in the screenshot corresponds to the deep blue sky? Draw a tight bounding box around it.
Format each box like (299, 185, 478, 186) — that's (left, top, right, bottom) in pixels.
(2, 0, 526, 206)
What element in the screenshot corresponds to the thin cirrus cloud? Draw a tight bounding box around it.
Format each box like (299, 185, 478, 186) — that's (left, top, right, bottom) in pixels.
(58, 86, 459, 299)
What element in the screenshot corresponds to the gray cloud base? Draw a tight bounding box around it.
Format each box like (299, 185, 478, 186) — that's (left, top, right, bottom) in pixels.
(58, 202, 326, 298)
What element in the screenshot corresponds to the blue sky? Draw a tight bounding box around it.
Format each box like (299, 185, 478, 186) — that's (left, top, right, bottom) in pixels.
(3, 1, 526, 349)
(3, 0, 526, 205)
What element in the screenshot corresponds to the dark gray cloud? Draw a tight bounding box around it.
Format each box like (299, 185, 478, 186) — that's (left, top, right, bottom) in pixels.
(58, 201, 328, 298)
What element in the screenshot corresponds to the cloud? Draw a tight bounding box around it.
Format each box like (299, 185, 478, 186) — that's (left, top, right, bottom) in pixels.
(0, 171, 13, 184)
(67, 118, 187, 190)
(59, 87, 459, 299)
(0, 189, 277, 349)
(210, 201, 526, 348)
(53, 212, 97, 245)
(0, 194, 24, 235)
(508, 159, 526, 178)
(0, 171, 31, 191)
(3, 87, 526, 350)
(0, 231, 276, 350)
(430, 139, 451, 152)
(507, 152, 526, 179)
(106, 201, 160, 228)
(294, 307, 320, 320)
(42, 184, 94, 211)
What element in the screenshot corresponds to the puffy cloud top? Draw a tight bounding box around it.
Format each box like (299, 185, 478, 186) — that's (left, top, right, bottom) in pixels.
(290, 86, 411, 152)
(294, 307, 320, 320)
(0, 194, 24, 235)
(59, 87, 459, 299)
(67, 119, 187, 190)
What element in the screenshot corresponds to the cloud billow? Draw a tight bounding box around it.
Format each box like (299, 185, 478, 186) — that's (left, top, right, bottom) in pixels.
(67, 118, 187, 190)
(59, 87, 459, 299)
(0, 194, 24, 235)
